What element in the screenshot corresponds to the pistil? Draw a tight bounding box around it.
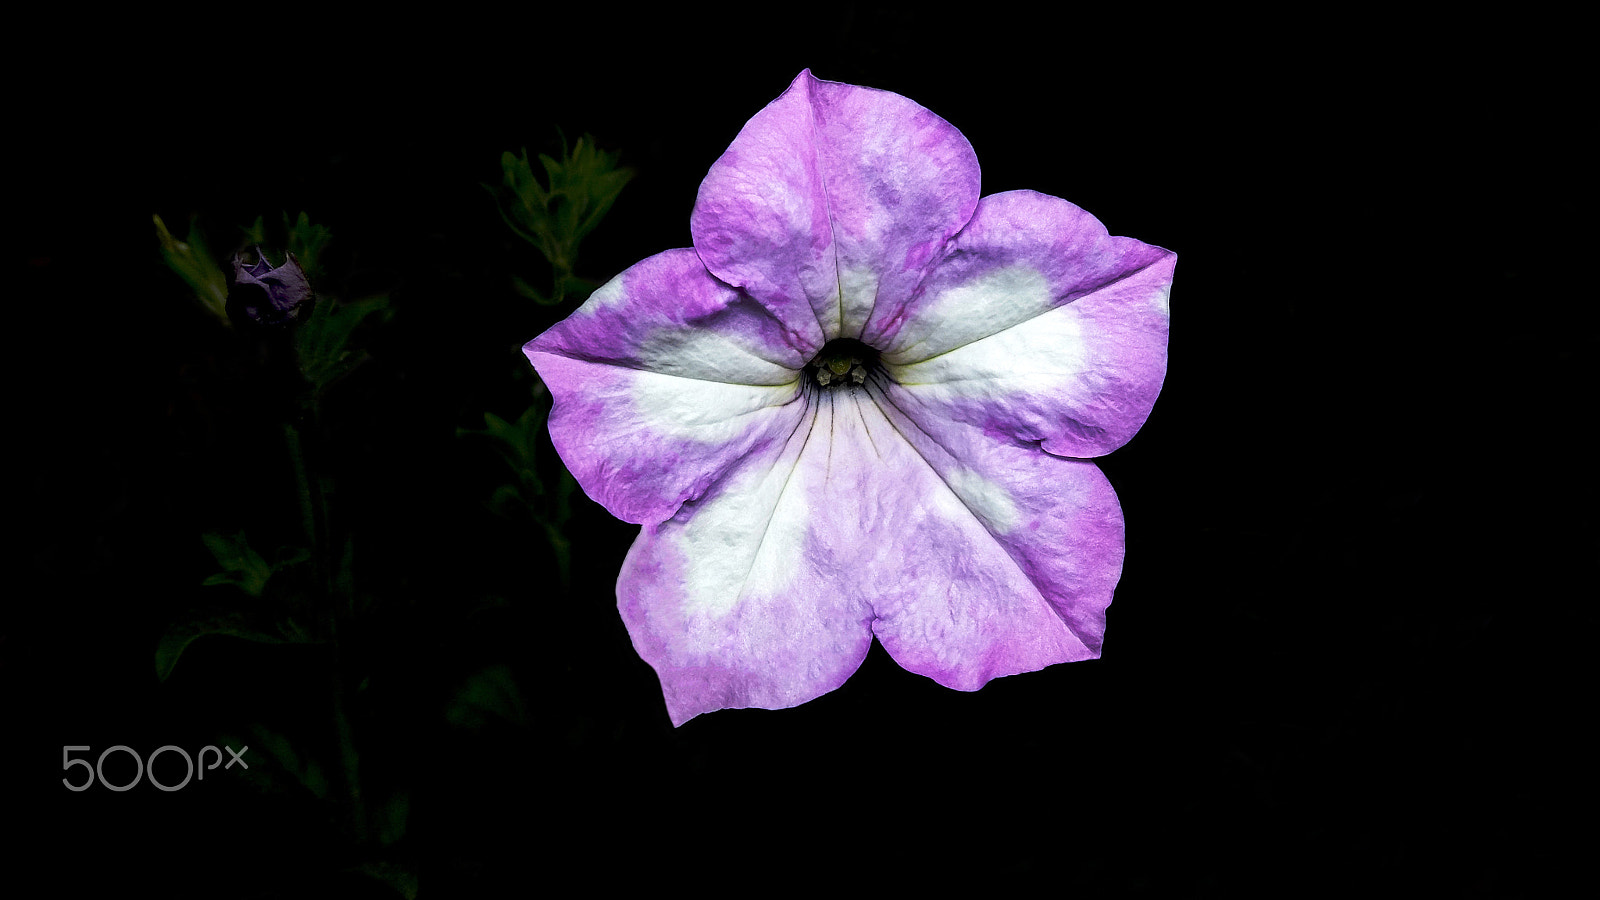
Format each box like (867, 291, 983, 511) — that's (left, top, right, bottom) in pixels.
(807, 338, 880, 388)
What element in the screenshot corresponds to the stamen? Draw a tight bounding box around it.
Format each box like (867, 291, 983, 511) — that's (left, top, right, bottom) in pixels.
(807, 338, 880, 389)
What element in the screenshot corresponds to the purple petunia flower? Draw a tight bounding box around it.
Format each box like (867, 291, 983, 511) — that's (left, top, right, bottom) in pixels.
(525, 70, 1175, 726)
(231, 247, 313, 326)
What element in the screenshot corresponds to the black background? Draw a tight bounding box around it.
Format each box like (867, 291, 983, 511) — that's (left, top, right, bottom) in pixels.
(14, 8, 1590, 897)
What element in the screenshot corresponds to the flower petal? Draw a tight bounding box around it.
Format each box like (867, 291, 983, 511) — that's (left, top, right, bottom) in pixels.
(877, 191, 1175, 458)
(692, 70, 981, 342)
(621, 377, 1121, 724)
(529, 248, 816, 382)
(863, 377, 1126, 683)
(617, 391, 876, 726)
(525, 250, 809, 526)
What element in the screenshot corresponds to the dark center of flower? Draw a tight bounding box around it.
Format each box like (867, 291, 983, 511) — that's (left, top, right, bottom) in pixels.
(806, 338, 880, 388)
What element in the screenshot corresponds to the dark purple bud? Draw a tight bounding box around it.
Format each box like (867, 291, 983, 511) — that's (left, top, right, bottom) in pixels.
(230, 247, 313, 326)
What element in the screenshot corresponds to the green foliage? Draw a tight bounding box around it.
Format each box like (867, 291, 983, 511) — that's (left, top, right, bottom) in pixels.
(154, 214, 231, 322)
(446, 664, 529, 731)
(158, 209, 391, 402)
(458, 381, 575, 586)
(375, 789, 412, 847)
(222, 722, 330, 800)
(155, 211, 370, 381)
(295, 291, 392, 400)
(354, 860, 418, 900)
(199, 530, 315, 597)
(243, 211, 335, 280)
(144, 124, 631, 890)
(155, 606, 318, 683)
(200, 530, 279, 597)
(491, 134, 634, 305)
(155, 533, 321, 681)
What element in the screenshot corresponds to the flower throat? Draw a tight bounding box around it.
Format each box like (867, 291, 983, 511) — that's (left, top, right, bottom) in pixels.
(807, 338, 880, 387)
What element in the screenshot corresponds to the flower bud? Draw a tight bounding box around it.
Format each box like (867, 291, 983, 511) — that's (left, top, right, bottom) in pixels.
(230, 247, 314, 326)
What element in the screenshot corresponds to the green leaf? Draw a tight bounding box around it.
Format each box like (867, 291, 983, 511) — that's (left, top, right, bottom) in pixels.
(510, 273, 559, 306)
(294, 292, 392, 395)
(556, 273, 601, 304)
(241, 211, 333, 280)
(489, 134, 634, 305)
(155, 608, 299, 682)
(154, 214, 230, 322)
(163, 533, 320, 679)
(200, 531, 276, 597)
(376, 789, 410, 846)
(241, 214, 269, 247)
(283, 211, 333, 280)
(446, 664, 528, 731)
(220, 722, 330, 800)
(353, 861, 418, 899)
